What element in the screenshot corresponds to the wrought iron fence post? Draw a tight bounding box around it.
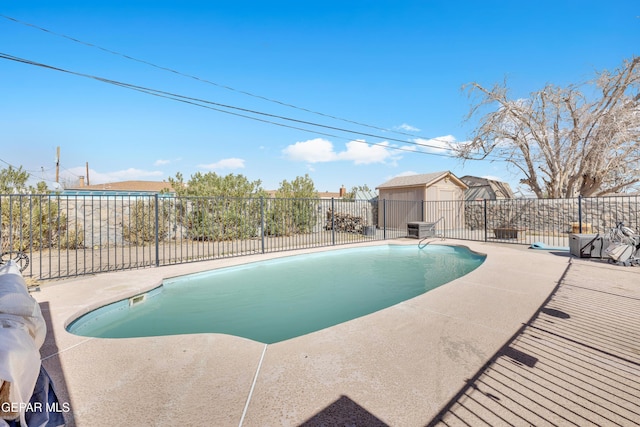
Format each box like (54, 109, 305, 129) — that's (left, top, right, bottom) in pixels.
(331, 197, 335, 245)
(260, 196, 265, 254)
(483, 199, 488, 242)
(578, 195, 583, 233)
(383, 199, 387, 240)
(28, 196, 33, 275)
(154, 194, 160, 267)
(8, 196, 13, 251)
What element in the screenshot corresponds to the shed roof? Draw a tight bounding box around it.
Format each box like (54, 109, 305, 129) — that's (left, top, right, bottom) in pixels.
(377, 171, 467, 190)
(460, 176, 514, 199)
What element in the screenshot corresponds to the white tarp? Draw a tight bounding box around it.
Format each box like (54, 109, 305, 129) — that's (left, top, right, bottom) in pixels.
(0, 260, 46, 426)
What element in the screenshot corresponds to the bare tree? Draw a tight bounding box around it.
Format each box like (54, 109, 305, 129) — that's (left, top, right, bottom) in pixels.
(457, 57, 640, 198)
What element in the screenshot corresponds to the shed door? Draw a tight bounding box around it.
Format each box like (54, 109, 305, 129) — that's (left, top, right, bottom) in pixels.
(440, 190, 455, 229)
(439, 189, 464, 230)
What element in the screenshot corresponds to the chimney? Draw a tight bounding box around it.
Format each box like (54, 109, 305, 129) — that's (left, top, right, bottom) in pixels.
(339, 185, 346, 197)
(79, 176, 85, 187)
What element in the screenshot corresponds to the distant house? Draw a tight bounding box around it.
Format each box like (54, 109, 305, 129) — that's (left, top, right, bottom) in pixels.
(317, 187, 345, 200)
(319, 186, 378, 200)
(460, 176, 514, 200)
(63, 179, 175, 196)
(376, 171, 468, 229)
(319, 186, 377, 200)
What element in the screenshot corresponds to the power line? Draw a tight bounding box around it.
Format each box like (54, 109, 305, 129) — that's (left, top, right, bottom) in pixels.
(60, 165, 81, 178)
(1, 14, 515, 163)
(0, 52, 490, 160)
(0, 13, 434, 141)
(0, 157, 61, 187)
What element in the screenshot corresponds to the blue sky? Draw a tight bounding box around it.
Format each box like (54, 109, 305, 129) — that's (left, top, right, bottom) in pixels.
(1, 1, 638, 194)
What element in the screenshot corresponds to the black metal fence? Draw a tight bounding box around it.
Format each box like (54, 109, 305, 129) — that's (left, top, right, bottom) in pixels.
(1, 194, 638, 280)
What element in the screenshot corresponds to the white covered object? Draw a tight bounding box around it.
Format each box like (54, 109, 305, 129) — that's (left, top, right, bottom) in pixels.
(0, 260, 46, 426)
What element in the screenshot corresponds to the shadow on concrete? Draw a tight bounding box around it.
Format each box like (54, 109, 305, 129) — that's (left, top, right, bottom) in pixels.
(298, 395, 389, 427)
(426, 259, 640, 426)
(548, 250, 572, 257)
(39, 301, 75, 426)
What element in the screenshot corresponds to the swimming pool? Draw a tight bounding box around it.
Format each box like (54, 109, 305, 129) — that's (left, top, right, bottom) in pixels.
(67, 245, 485, 343)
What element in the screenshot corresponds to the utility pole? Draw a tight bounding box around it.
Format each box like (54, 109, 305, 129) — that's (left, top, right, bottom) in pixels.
(55, 146, 60, 184)
(86, 162, 90, 185)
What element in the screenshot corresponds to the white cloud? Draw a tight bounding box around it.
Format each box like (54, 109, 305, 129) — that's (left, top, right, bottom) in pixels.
(282, 138, 396, 165)
(282, 138, 337, 163)
(413, 135, 458, 154)
(396, 123, 421, 132)
(197, 158, 245, 170)
(154, 157, 183, 166)
(336, 140, 394, 165)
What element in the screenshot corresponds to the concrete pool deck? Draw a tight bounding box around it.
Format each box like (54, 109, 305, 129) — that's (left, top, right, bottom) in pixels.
(32, 239, 640, 426)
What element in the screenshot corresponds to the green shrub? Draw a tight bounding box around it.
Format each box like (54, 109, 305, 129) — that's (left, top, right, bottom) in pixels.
(59, 226, 85, 249)
(265, 198, 317, 236)
(122, 199, 169, 244)
(264, 174, 318, 236)
(187, 198, 260, 241)
(168, 172, 265, 241)
(1, 196, 67, 251)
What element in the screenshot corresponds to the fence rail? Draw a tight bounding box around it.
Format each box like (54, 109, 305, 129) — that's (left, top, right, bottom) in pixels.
(1, 194, 638, 280)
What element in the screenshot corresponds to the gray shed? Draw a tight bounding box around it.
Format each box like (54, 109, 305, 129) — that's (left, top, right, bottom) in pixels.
(376, 171, 468, 229)
(460, 176, 514, 200)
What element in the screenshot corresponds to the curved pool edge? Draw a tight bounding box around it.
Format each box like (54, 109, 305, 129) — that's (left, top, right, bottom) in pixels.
(33, 239, 572, 426)
(65, 242, 486, 342)
(62, 282, 164, 331)
(58, 241, 395, 333)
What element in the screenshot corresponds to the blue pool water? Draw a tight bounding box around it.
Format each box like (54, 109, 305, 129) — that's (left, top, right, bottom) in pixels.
(67, 245, 485, 343)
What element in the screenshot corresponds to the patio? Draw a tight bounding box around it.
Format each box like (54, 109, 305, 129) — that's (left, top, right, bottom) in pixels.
(31, 239, 640, 426)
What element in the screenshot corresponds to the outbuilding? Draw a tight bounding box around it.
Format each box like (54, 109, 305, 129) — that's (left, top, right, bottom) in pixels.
(376, 171, 468, 230)
(460, 175, 514, 200)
